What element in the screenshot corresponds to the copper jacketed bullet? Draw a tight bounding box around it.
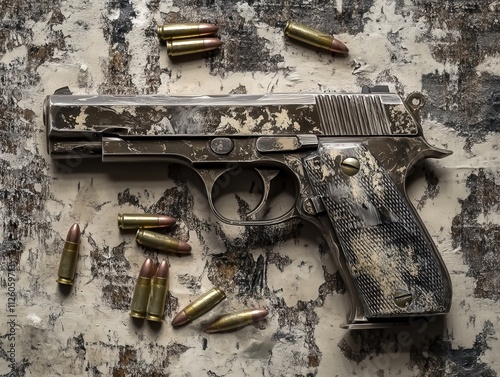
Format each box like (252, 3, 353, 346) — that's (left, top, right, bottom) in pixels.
(117, 213, 176, 229)
(157, 23, 219, 40)
(166, 38, 223, 57)
(284, 20, 348, 54)
(136, 229, 191, 253)
(146, 260, 169, 322)
(56, 223, 81, 285)
(203, 308, 269, 333)
(171, 287, 226, 327)
(130, 258, 156, 319)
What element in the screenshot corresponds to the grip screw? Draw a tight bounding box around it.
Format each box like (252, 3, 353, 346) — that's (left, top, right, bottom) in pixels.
(394, 290, 413, 308)
(340, 157, 360, 176)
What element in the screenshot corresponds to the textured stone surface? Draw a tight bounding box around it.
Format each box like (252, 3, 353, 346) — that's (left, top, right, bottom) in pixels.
(1, 0, 499, 376)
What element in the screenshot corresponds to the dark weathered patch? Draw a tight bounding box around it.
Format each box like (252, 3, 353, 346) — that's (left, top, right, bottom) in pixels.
(161, 0, 373, 74)
(452, 170, 500, 301)
(229, 85, 248, 94)
(72, 334, 87, 360)
(0, 0, 63, 288)
(408, 321, 496, 377)
(415, 164, 441, 211)
(414, 0, 500, 149)
(88, 238, 134, 309)
(338, 319, 496, 376)
(117, 189, 141, 207)
(99, 0, 137, 94)
(422, 72, 500, 152)
(84, 342, 190, 376)
(271, 297, 322, 370)
(205, 219, 302, 297)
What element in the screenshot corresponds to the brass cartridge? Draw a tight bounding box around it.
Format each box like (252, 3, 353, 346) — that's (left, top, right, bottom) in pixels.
(166, 38, 222, 57)
(171, 287, 226, 327)
(284, 21, 348, 54)
(203, 308, 269, 333)
(130, 258, 156, 319)
(136, 229, 191, 253)
(146, 260, 169, 322)
(117, 213, 176, 229)
(157, 23, 218, 40)
(56, 223, 81, 285)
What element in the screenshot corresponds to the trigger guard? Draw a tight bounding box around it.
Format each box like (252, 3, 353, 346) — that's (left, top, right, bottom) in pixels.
(202, 167, 297, 226)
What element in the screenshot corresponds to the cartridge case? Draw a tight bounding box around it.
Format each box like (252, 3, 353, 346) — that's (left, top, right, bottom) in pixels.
(136, 229, 191, 253)
(284, 21, 348, 54)
(146, 261, 169, 322)
(166, 38, 222, 57)
(130, 258, 156, 319)
(157, 23, 218, 40)
(171, 287, 226, 327)
(117, 213, 176, 229)
(203, 308, 269, 333)
(56, 223, 81, 285)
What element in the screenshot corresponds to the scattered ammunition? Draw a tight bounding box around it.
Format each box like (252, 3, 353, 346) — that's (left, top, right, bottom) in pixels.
(56, 223, 81, 285)
(157, 23, 219, 40)
(203, 308, 269, 333)
(172, 287, 226, 327)
(284, 20, 349, 54)
(130, 258, 156, 319)
(146, 260, 169, 322)
(136, 229, 191, 253)
(117, 213, 176, 230)
(166, 38, 223, 57)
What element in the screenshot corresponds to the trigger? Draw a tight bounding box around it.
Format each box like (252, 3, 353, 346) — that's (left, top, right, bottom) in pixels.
(247, 168, 280, 218)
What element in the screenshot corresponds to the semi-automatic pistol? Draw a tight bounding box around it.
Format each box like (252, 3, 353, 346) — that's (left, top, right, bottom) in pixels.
(44, 86, 452, 329)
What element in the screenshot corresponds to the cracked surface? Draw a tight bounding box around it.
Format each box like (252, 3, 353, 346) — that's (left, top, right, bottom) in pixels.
(0, 0, 499, 375)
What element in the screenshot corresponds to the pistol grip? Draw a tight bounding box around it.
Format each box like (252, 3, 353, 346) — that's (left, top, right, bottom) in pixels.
(303, 141, 452, 326)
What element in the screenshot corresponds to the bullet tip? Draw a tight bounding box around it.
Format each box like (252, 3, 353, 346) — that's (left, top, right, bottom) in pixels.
(66, 223, 81, 243)
(252, 308, 269, 321)
(177, 240, 192, 252)
(171, 310, 189, 327)
(203, 324, 217, 333)
(158, 215, 176, 227)
(139, 258, 156, 278)
(330, 39, 349, 54)
(203, 38, 223, 50)
(199, 23, 219, 34)
(155, 260, 169, 279)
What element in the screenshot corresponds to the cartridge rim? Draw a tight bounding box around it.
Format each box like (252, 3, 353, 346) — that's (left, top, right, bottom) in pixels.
(56, 277, 74, 285)
(130, 310, 146, 319)
(145, 314, 163, 322)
